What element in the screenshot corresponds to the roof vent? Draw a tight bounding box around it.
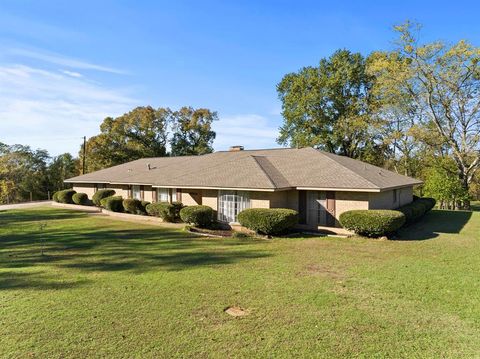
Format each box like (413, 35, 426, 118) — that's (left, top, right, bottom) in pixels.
(147, 163, 151, 170)
(229, 145, 244, 151)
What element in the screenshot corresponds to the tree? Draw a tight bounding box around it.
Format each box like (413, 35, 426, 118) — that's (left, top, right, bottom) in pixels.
(424, 165, 468, 210)
(80, 106, 170, 172)
(47, 153, 78, 193)
(277, 49, 384, 162)
(0, 143, 50, 203)
(170, 107, 217, 156)
(369, 22, 480, 208)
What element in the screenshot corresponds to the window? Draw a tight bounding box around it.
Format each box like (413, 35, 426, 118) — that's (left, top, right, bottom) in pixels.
(218, 190, 250, 223)
(132, 185, 141, 200)
(157, 188, 169, 202)
(172, 189, 177, 202)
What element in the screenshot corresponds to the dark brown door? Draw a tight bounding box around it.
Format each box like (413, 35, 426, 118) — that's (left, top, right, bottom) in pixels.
(326, 192, 336, 227)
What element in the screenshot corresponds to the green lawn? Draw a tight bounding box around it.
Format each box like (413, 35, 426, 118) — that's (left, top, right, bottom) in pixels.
(1, 206, 479, 358)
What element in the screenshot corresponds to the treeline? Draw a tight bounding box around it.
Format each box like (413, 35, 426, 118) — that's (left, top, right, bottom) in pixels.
(0, 144, 77, 204)
(276, 21, 480, 209)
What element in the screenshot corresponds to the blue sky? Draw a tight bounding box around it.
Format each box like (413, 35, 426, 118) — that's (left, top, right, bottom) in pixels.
(1, 0, 479, 156)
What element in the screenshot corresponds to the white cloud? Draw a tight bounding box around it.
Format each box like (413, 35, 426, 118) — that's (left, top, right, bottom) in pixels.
(212, 114, 281, 150)
(0, 64, 136, 155)
(61, 70, 83, 78)
(8, 48, 127, 74)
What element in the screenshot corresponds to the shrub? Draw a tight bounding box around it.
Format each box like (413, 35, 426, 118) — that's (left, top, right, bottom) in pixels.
(232, 231, 249, 239)
(146, 202, 175, 222)
(397, 197, 436, 224)
(237, 208, 299, 235)
(57, 189, 76, 204)
(92, 189, 116, 206)
(72, 192, 89, 205)
(140, 201, 150, 214)
(102, 196, 123, 212)
(171, 201, 184, 220)
(179, 205, 214, 227)
(123, 198, 143, 214)
(52, 191, 60, 202)
(339, 210, 405, 238)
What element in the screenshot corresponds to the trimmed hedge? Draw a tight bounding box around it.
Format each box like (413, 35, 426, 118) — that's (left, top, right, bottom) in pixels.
(140, 201, 150, 214)
(92, 189, 116, 206)
(237, 208, 299, 235)
(123, 198, 143, 214)
(172, 201, 184, 220)
(57, 189, 76, 204)
(179, 205, 214, 227)
(397, 197, 436, 224)
(72, 192, 89, 205)
(146, 202, 175, 221)
(52, 191, 60, 202)
(102, 196, 123, 212)
(339, 210, 405, 237)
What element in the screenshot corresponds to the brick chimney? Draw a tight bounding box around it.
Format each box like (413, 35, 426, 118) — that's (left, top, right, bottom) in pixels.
(229, 145, 244, 151)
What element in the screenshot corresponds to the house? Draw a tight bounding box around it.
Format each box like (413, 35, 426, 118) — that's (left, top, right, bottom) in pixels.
(65, 146, 422, 231)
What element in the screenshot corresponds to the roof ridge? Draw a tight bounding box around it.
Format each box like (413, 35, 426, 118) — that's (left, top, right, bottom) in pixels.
(311, 148, 380, 189)
(250, 155, 277, 188)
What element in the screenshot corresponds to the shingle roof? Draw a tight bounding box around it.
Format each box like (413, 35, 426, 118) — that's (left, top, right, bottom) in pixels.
(65, 147, 422, 192)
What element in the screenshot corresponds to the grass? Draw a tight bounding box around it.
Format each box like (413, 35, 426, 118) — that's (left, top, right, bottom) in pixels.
(0, 206, 479, 358)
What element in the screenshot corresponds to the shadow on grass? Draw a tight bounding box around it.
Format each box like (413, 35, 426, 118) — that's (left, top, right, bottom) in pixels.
(0, 270, 88, 290)
(0, 207, 87, 225)
(396, 210, 472, 240)
(0, 208, 271, 290)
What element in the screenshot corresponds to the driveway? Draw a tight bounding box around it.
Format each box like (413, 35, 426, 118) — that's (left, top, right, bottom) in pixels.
(0, 201, 53, 211)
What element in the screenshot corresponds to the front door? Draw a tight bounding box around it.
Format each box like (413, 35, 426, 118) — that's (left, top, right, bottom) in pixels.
(306, 191, 336, 227)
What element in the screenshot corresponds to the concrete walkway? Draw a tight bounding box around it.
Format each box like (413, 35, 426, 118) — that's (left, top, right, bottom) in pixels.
(0, 200, 53, 211)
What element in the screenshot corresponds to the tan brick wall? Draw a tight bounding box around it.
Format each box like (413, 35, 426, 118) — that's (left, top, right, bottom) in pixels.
(202, 190, 218, 211)
(142, 185, 154, 202)
(399, 187, 413, 207)
(108, 184, 129, 199)
(182, 190, 203, 206)
(368, 186, 414, 209)
(250, 191, 270, 209)
(335, 191, 369, 219)
(72, 184, 96, 199)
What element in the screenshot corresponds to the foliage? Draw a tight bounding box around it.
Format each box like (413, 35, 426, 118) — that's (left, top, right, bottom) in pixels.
(72, 192, 89, 205)
(171, 201, 184, 220)
(424, 166, 469, 209)
(56, 189, 76, 204)
(92, 189, 116, 206)
(47, 153, 78, 192)
(0, 180, 16, 204)
(52, 191, 60, 202)
(179, 205, 214, 227)
(397, 197, 435, 224)
(0, 142, 50, 203)
(369, 21, 480, 207)
(277, 50, 385, 163)
(146, 202, 176, 221)
(122, 198, 144, 215)
(102, 196, 124, 212)
(339, 210, 405, 237)
(170, 107, 217, 156)
(80, 107, 171, 172)
(140, 201, 150, 214)
(237, 208, 299, 235)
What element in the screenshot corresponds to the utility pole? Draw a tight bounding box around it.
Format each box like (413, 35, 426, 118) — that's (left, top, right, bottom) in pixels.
(82, 136, 87, 174)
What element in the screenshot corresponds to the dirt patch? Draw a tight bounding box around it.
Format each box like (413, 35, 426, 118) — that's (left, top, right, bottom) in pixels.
(298, 264, 345, 280)
(224, 306, 249, 317)
(189, 227, 233, 237)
